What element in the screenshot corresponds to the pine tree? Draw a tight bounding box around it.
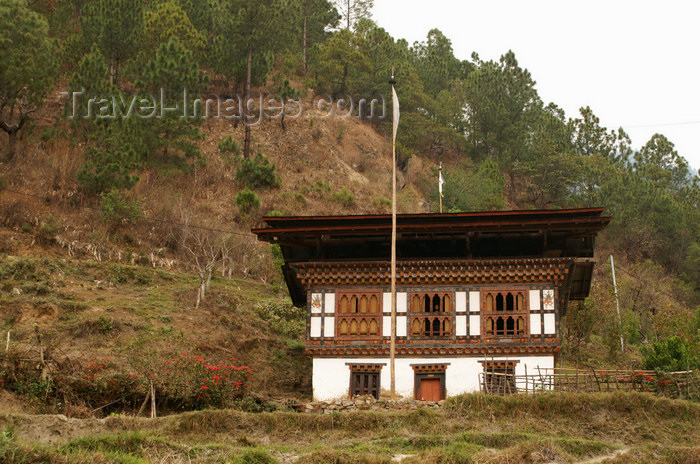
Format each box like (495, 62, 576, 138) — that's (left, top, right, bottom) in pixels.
(333, 0, 372, 30)
(0, 0, 56, 160)
(80, 0, 144, 86)
(136, 37, 205, 169)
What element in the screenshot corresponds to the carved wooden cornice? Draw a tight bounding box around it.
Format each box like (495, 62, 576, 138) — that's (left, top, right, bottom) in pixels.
(291, 258, 574, 287)
(307, 344, 560, 358)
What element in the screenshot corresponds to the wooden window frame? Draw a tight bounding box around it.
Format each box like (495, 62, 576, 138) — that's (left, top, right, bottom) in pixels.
(408, 291, 455, 339)
(349, 365, 382, 399)
(481, 361, 518, 394)
(481, 288, 529, 338)
(336, 291, 382, 340)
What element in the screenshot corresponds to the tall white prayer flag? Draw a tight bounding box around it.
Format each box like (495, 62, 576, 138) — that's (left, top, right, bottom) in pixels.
(392, 85, 400, 141)
(439, 171, 445, 197)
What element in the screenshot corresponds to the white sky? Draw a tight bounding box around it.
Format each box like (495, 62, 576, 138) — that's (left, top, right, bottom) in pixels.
(372, 0, 700, 172)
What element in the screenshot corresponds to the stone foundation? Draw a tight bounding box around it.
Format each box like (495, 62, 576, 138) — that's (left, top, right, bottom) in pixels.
(303, 395, 444, 414)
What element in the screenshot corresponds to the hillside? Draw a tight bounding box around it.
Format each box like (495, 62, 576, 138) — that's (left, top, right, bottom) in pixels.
(1, 0, 699, 425)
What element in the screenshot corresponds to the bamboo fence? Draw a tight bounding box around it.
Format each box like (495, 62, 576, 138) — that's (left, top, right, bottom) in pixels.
(479, 367, 700, 399)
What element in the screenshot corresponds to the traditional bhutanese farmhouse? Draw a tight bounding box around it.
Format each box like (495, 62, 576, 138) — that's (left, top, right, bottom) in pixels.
(253, 208, 610, 401)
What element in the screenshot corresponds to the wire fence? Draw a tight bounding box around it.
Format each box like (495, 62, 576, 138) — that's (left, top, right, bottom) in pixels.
(480, 367, 700, 400)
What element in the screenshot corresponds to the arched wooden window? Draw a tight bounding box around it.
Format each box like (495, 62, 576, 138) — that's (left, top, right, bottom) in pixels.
(485, 294, 494, 312)
(481, 289, 529, 337)
(432, 295, 441, 312)
(336, 292, 382, 339)
(496, 294, 504, 312)
(485, 317, 494, 335)
(443, 295, 451, 312)
(369, 319, 378, 335)
(412, 295, 421, 312)
(432, 318, 440, 335)
(506, 293, 514, 311)
(496, 317, 505, 335)
(369, 295, 378, 313)
(443, 319, 451, 335)
(412, 319, 421, 335)
(359, 296, 368, 313)
(409, 291, 455, 337)
(506, 316, 515, 335)
(359, 319, 368, 335)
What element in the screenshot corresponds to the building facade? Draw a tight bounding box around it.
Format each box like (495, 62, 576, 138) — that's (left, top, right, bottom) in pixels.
(253, 208, 610, 401)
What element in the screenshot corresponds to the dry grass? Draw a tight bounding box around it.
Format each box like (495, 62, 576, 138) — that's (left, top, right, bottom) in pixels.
(3, 392, 697, 464)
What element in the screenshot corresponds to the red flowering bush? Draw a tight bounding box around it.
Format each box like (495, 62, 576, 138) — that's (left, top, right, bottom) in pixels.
(154, 353, 252, 410)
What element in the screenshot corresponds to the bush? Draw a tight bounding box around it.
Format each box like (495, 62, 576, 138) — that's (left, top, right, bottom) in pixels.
(236, 188, 261, 214)
(100, 191, 143, 228)
(34, 215, 59, 245)
(332, 188, 355, 207)
(218, 136, 241, 155)
(641, 336, 699, 371)
(236, 153, 281, 189)
(371, 196, 392, 211)
(234, 449, 278, 464)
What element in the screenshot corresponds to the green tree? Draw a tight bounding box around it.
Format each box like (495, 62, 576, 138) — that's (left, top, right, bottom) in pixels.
(136, 37, 205, 169)
(635, 133, 691, 192)
(0, 0, 56, 160)
(236, 152, 281, 189)
(641, 336, 699, 371)
(314, 28, 369, 95)
(284, 0, 338, 71)
(142, 1, 206, 60)
(412, 29, 468, 98)
(274, 79, 299, 130)
(77, 127, 142, 194)
(80, 0, 144, 85)
(463, 51, 540, 194)
(236, 187, 261, 213)
(211, 0, 279, 158)
(333, 0, 372, 30)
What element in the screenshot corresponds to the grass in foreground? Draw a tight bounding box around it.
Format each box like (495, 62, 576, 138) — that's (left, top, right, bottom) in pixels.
(1, 392, 699, 463)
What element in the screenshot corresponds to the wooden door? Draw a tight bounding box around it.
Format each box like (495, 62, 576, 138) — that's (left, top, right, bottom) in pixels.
(419, 378, 442, 401)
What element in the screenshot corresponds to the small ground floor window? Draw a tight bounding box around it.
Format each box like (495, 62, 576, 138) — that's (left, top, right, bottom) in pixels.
(481, 361, 517, 394)
(348, 365, 382, 399)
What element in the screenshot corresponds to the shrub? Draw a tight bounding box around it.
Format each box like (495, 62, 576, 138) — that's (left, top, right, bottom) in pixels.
(332, 188, 355, 207)
(236, 188, 261, 214)
(218, 136, 241, 164)
(371, 196, 392, 211)
(234, 449, 278, 464)
(100, 191, 143, 229)
(236, 153, 281, 189)
(641, 336, 699, 371)
(34, 215, 59, 245)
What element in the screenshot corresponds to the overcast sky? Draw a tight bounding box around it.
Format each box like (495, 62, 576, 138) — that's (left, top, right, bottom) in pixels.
(372, 0, 700, 171)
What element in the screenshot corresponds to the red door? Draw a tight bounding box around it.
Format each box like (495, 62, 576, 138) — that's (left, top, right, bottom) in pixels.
(420, 378, 442, 401)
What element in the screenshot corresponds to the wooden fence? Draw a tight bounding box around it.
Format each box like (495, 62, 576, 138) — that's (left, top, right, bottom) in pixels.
(479, 367, 700, 399)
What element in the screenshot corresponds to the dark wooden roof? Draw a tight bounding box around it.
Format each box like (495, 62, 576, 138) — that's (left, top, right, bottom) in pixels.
(252, 208, 610, 306)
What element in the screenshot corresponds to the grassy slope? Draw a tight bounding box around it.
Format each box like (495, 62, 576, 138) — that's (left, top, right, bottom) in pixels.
(1, 392, 698, 463)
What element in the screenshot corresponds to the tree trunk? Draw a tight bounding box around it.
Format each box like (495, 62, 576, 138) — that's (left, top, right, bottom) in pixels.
(5, 131, 16, 162)
(110, 50, 116, 86)
(243, 36, 253, 159)
(303, 14, 308, 71)
(340, 63, 348, 95)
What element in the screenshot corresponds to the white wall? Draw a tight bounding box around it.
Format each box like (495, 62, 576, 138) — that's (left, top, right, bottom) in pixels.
(312, 355, 554, 401)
